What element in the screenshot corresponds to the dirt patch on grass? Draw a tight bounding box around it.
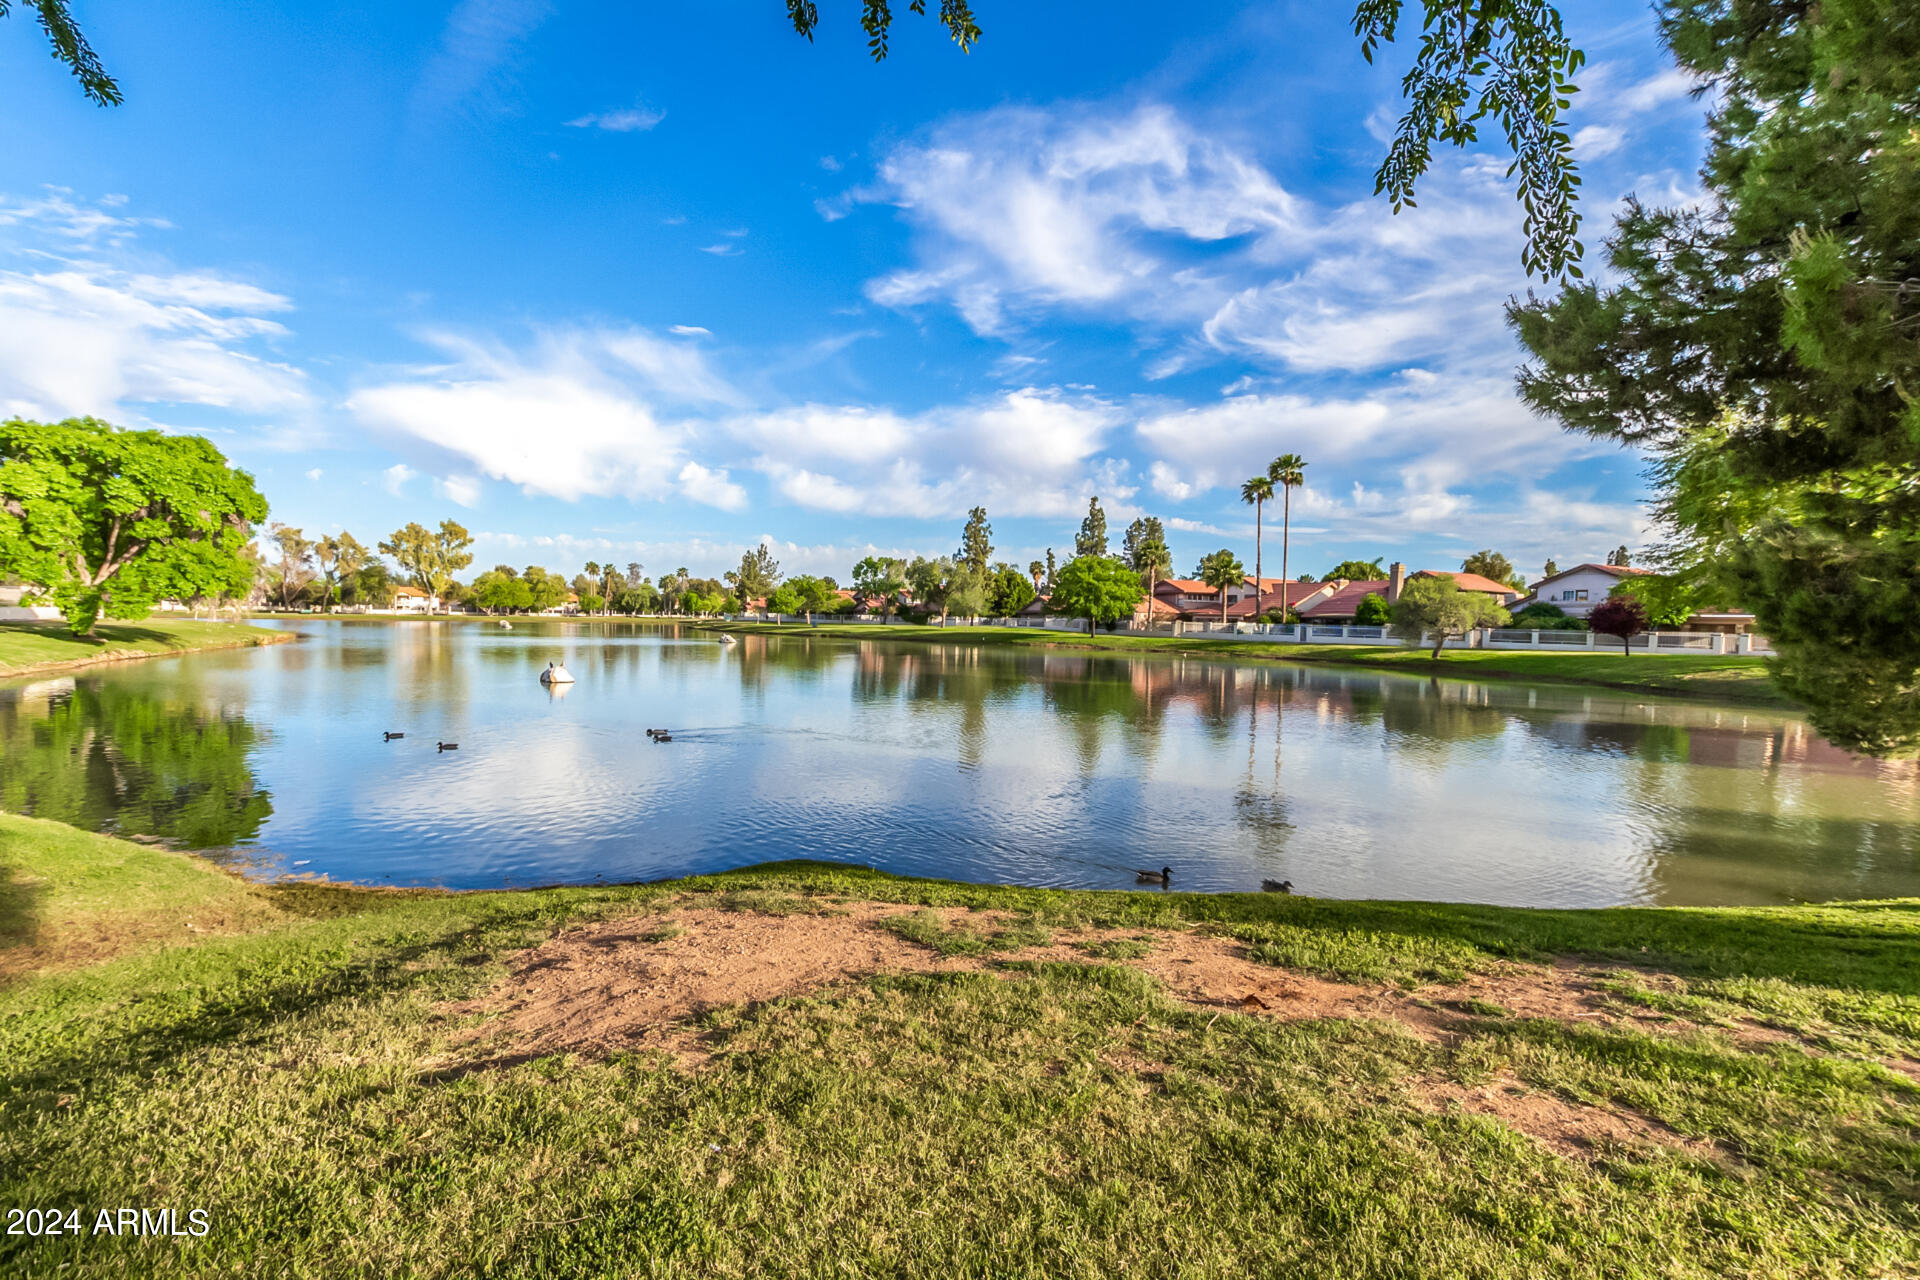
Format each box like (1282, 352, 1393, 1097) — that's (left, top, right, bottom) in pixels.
(1417, 1073, 1730, 1164)
(447, 900, 1748, 1070)
(0, 882, 285, 982)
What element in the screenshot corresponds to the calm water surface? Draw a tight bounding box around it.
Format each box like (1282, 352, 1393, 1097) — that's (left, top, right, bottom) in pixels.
(3, 619, 1916, 906)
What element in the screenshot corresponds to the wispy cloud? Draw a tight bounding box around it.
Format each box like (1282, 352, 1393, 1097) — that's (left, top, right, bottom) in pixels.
(565, 104, 665, 133)
(409, 0, 553, 127)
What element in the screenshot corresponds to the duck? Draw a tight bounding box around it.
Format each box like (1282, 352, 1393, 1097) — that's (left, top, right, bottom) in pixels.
(645, 728, 669, 739)
(383, 731, 405, 741)
(437, 741, 459, 752)
(652, 733, 673, 743)
(1136, 866, 1172, 885)
(1261, 879, 1293, 895)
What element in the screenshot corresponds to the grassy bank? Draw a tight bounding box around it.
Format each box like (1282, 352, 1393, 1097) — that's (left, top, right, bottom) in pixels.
(3, 813, 1915, 1278)
(710, 621, 1785, 706)
(0, 619, 289, 681)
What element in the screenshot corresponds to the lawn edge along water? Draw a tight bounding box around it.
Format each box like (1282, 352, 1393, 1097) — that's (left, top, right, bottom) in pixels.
(0, 619, 291, 681)
(699, 620, 1788, 707)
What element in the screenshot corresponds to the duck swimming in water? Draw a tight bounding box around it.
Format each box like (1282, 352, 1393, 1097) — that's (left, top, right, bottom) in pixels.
(437, 741, 458, 752)
(1136, 866, 1172, 885)
(383, 731, 405, 741)
(1261, 879, 1293, 894)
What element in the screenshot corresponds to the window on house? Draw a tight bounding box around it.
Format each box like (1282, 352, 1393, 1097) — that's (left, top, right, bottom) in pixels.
(1574, 589, 1589, 602)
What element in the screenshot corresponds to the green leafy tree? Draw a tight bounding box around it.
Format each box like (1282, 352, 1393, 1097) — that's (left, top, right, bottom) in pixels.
(726, 544, 783, 610)
(378, 520, 473, 614)
(905, 555, 958, 622)
(1388, 574, 1510, 657)
(1461, 549, 1526, 590)
(313, 531, 367, 613)
(350, 561, 394, 609)
(1508, 1, 1919, 753)
(3, 0, 120, 104)
(787, 575, 838, 623)
(1325, 558, 1386, 581)
(988, 563, 1036, 616)
(1051, 554, 1145, 635)
(0, 418, 267, 635)
(1354, 592, 1392, 626)
(946, 564, 990, 621)
(767, 583, 802, 617)
(1608, 573, 1704, 630)
(267, 523, 315, 610)
(1195, 548, 1246, 624)
(957, 506, 993, 575)
(852, 555, 907, 621)
(1589, 595, 1648, 656)
(1267, 454, 1307, 616)
(1510, 600, 1582, 630)
(1240, 476, 1275, 615)
(1074, 496, 1109, 559)
(579, 592, 606, 614)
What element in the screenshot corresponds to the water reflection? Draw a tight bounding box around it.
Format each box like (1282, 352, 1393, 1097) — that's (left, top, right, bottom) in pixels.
(1, 618, 1915, 906)
(0, 676, 272, 847)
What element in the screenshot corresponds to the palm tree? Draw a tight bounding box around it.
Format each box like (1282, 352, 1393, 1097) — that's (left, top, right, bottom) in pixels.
(1028, 560, 1045, 591)
(1133, 537, 1173, 627)
(1240, 475, 1275, 618)
(1196, 549, 1246, 624)
(1267, 454, 1308, 619)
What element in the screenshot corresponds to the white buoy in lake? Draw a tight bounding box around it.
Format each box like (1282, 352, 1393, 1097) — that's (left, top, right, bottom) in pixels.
(719, 633, 737, 645)
(499, 620, 512, 630)
(540, 661, 575, 684)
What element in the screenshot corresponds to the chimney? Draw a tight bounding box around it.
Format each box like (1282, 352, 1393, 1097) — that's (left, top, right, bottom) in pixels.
(1387, 562, 1406, 603)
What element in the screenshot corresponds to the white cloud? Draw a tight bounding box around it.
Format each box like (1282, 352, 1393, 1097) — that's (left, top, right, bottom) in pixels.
(675, 461, 748, 512)
(0, 194, 308, 420)
(409, 0, 552, 125)
(566, 104, 666, 133)
(436, 473, 483, 506)
(383, 463, 416, 495)
(304, 467, 323, 481)
(669, 324, 710, 336)
(699, 243, 742, 257)
(819, 155, 843, 172)
(349, 327, 737, 503)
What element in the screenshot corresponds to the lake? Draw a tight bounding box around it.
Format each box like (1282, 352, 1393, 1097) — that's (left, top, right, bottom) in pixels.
(2, 618, 1916, 907)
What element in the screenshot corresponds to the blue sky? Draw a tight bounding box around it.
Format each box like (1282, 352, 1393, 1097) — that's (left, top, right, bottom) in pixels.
(0, 1, 1709, 584)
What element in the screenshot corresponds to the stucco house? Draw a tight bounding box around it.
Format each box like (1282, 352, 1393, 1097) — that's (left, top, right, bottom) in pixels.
(1515, 564, 1652, 618)
(390, 585, 438, 613)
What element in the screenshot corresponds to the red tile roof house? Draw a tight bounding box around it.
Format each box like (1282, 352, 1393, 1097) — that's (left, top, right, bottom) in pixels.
(1149, 577, 1336, 622)
(1298, 564, 1525, 622)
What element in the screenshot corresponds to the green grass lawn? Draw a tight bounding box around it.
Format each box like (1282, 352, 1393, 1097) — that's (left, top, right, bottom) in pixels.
(2, 813, 1914, 1278)
(0, 619, 288, 679)
(711, 621, 1785, 706)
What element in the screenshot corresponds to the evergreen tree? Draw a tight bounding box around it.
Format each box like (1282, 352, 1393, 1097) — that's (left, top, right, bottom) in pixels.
(957, 506, 993, 574)
(1074, 497, 1108, 559)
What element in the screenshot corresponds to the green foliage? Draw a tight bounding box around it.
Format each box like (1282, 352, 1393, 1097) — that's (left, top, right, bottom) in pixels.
(784, 575, 838, 621)
(267, 522, 315, 609)
(785, 0, 982, 61)
(1509, 1, 1920, 753)
(1461, 549, 1522, 589)
(1388, 575, 1510, 656)
(1508, 601, 1582, 630)
(578, 592, 606, 614)
(1326, 558, 1386, 581)
(0, 418, 268, 635)
(987, 564, 1036, 617)
(1353, 592, 1392, 626)
(377, 520, 472, 612)
(767, 584, 802, 617)
(957, 506, 993, 574)
(1354, 0, 1586, 278)
(725, 544, 782, 604)
(852, 556, 907, 618)
(0, 0, 119, 105)
(1050, 554, 1144, 632)
(1608, 573, 1704, 629)
(1073, 496, 1109, 559)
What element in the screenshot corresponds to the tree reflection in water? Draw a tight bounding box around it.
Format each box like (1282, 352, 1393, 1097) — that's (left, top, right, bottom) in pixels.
(0, 678, 271, 848)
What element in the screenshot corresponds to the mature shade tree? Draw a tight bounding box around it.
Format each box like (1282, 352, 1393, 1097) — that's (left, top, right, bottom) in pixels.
(906, 555, 958, 622)
(0, 417, 267, 635)
(1388, 575, 1510, 657)
(1510, 0, 1920, 753)
(314, 531, 367, 613)
(957, 506, 994, 575)
(1267, 454, 1307, 616)
(268, 523, 316, 609)
(378, 520, 473, 614)
(1195, 549, 1246, 624)
(1354, 592, 1392, 626)
(1051, 554, 1145, 635)
(521, 565, 569, 613)
(946, 564, 990, 621)
(988, 563, 1036, 617)
(579, 592, 606, 615)
(786, 575, 838, 623)
(1607, 574, 1703, 629)
(1240, 476, 1276, 616)
(350, 561, 395, 609)
(852, 555, 907, 621)
(1074, 497, 1109, 559)
(1588, 595, 1648, 656)
(1325, 558, 1385, 582)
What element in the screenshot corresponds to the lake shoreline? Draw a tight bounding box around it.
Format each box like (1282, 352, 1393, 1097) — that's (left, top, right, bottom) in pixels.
(700, 620, 1789, 707)
(0, 619, 292, 682)
(4, 813, 1916, 1278)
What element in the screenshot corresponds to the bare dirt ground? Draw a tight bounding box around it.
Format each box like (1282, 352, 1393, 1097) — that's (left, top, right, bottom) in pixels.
(441, 898, 1799, 1164)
